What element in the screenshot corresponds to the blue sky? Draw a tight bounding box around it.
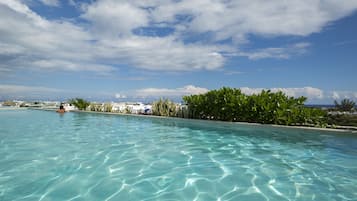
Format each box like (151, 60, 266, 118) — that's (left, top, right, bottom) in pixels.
(0, 0, 357, 104)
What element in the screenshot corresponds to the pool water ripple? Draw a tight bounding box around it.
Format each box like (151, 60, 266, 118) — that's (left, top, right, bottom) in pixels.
(0, 110, 356, 200)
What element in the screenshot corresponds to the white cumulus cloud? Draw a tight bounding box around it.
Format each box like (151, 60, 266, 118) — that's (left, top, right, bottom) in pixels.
(0, 0, 102, 74)
(0, 0, 357, 74)
(82, 0, 149, 37)
(148, 0, 357, 40)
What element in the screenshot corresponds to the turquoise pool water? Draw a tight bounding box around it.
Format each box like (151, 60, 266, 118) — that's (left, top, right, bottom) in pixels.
(0, 109, 356, 201)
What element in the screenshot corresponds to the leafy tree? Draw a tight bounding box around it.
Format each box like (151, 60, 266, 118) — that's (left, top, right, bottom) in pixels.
(334, 99, 356, 112)
(69, 98, 90, 110)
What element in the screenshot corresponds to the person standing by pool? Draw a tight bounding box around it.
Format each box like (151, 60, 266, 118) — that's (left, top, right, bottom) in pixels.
(56, 104, 66, 113)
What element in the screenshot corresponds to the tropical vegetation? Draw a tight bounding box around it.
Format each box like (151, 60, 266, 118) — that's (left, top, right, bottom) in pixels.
(327, 114, 357, 127)
(327, 98, 357, 127)
(152, 98, 177, 117)
(69, 98, 91, 110)
(334, 99, 356, 112)
(65, 92, 357, 128)
(181, 87, 327, 126)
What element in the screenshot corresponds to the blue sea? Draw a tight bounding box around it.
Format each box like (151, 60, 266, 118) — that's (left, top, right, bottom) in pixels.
(0, 109, 356, 200)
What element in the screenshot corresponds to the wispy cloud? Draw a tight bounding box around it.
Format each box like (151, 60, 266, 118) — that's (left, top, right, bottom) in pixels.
(67, 0, 76, 7)
(0, 84, 64, 100)
(331, 91, 357, 100)
(240, 87, 357, 103)
(134, 85, 209, 98)
(0, 84, 63, 94)
(39, 0, 60, 7)
(224, 70, 244, 75)
(0, 84, 102, 100)
(240, 86, 324, 99)
(30, 60, 114, 73)
(238, 43, 310, 60)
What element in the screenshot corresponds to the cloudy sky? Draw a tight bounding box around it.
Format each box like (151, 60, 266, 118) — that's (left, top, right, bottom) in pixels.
(0, 0, 357, 103)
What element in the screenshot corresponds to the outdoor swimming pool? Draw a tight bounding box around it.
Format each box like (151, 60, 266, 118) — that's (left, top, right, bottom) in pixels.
(0, 109, 356, 200)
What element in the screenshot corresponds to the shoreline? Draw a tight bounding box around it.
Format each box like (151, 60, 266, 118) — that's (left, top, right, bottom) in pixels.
(28, 108, 357, 133)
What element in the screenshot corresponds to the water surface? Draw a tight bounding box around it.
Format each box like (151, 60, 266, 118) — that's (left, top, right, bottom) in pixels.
(0, 110, 356, 200)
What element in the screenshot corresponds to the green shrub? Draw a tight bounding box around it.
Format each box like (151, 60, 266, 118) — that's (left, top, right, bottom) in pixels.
(69, 98, 90, 111)
(183, 87, 327, 127)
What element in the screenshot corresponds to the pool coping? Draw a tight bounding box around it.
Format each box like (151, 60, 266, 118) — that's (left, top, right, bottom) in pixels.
(0, 107, 27, 110)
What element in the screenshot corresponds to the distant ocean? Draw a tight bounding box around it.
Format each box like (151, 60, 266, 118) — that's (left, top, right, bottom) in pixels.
(305, 104, 335, 108)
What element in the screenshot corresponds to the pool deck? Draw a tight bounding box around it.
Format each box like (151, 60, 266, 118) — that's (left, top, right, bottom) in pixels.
(18, 108, 357, 133)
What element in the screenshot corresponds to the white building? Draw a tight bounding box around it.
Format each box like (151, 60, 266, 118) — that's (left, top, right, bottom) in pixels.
(63, 103, 76, 111)
(112, 102, 152, 114)
(112, 102, 127, 113)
